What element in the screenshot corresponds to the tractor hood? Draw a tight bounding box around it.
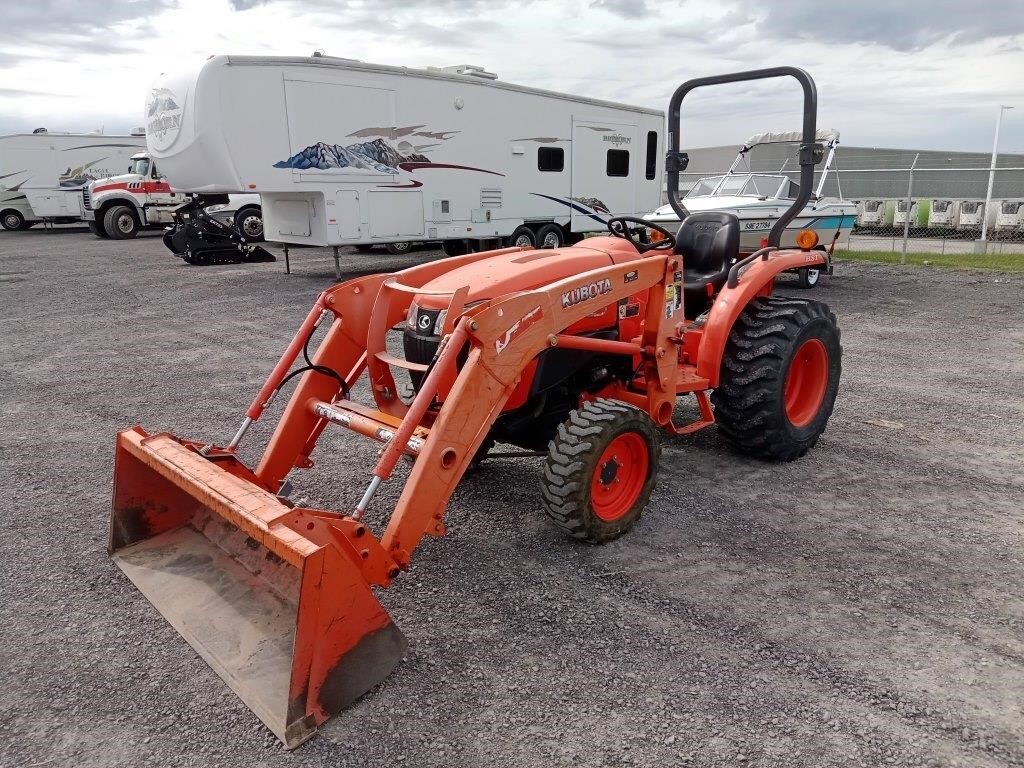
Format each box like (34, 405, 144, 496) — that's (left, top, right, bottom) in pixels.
(415, 238, 643, 311)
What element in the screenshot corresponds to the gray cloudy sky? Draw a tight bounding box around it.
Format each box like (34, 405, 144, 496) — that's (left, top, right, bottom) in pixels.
(1, 0, 1023, 152)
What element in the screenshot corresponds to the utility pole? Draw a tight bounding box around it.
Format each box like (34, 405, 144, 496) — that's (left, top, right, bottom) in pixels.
(981, 105, 1013, 243)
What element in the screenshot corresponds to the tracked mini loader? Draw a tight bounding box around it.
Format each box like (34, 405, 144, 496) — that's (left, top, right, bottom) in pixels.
(110, 67, 842, 747)
(162, 193, 275, 265)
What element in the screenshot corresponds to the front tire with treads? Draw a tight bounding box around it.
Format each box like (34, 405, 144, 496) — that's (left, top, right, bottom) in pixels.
(711, 296, 841, 461)
(541, 398, 660, 544)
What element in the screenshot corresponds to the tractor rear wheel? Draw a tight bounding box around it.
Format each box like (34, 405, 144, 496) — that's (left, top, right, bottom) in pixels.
(712, 297, 841, 461)
(542, 398, 660, 543)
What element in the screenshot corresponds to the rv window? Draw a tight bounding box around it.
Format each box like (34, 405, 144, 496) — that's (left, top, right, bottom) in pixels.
(645, 131, 657, 180)
(538, 147, 564, 172)
(606, 149, 629, 177)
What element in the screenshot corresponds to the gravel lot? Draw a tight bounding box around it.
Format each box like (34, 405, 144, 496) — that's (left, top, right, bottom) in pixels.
(1, 227, 1022, 768)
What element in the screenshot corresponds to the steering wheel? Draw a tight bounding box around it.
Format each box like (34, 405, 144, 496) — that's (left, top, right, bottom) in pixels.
(607, 216, 676, 254)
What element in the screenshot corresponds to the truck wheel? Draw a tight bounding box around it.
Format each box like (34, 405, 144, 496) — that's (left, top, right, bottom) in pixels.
(712, 297, 841, 461)
(385, 242, 413, 255)
(536, 223, 564, 249)
(1, 209, 25, 231)
(233, 206, 264, 241)
(104, 205, 140, 239)
(541, 398, 661, 544)
(508, 225, 535, 248)
(88, 220, 110, 239)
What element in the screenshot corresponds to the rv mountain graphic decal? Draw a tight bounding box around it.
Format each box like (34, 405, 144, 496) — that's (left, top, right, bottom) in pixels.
(274, 138, 429, 174)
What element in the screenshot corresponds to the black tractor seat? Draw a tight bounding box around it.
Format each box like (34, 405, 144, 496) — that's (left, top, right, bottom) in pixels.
(674, 211, 741, 319)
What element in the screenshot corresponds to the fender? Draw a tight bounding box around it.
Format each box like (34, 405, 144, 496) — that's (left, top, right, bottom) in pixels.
(695, 249, 827, 387)
(94, 192, 144, 217)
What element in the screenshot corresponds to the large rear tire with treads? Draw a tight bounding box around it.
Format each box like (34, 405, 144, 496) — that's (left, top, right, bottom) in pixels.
(712, 296, 841, 461)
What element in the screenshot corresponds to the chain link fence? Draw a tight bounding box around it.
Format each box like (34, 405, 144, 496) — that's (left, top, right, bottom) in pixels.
(673, 148, 1024, 271)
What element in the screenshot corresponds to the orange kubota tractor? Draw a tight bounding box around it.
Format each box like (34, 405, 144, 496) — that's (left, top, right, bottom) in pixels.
(109, 67, 841, 747)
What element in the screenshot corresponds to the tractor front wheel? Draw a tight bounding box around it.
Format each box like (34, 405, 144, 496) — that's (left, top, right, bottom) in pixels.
(542, 399, 660, 543)
(712, 297, 841, 461)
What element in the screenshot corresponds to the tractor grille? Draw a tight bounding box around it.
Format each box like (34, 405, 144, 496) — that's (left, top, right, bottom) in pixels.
(82, 188, 92, 211)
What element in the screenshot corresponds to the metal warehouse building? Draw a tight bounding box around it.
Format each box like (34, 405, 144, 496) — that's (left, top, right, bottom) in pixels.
(679, 142, 1024, 200)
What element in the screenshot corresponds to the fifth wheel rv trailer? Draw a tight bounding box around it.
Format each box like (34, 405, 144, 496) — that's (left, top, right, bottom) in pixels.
(0, 131, 147, 230)
(146, 55, 664, 253)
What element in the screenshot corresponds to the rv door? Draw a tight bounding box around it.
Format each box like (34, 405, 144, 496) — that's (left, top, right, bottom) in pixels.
(570, 119, 638, 231)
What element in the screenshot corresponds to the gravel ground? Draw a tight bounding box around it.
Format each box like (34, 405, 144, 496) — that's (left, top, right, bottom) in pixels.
(1, 227, 1022, 768)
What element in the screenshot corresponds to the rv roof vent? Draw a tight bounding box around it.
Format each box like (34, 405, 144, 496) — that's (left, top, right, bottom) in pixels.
(130, 126, 146, 136)
(431, 64, 498, 80)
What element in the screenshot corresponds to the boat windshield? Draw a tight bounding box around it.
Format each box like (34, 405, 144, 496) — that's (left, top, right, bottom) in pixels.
(739, 175, 786, 197)
(685, 176, 725, 198)
(684, 173, 787, 199)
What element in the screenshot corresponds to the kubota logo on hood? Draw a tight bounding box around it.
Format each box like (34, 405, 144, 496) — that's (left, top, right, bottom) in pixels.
(146, 87, 184, 151)
(562, 278, 612, 309)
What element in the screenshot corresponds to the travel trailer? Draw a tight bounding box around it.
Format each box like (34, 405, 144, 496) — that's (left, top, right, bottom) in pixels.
(957, 200, 996, 232)
(645, 129, 857, 256)
(0, 131, 146, 230)
(994, 200, 1024, 235)
(145, 55, 664, 253)
(927, 199, 959, 230)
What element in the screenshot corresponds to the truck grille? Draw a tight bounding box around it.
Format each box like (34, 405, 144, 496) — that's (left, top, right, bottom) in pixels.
(82, 188, 92, 211)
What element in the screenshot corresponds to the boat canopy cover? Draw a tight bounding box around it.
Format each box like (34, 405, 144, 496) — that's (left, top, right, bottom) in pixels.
(741, 129, 839, 151)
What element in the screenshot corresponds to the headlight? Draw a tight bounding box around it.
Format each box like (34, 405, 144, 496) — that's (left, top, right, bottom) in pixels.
(433, 309, 448, 335)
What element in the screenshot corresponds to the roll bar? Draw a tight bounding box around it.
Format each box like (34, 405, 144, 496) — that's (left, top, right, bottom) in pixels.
(665, 67, 823, 248)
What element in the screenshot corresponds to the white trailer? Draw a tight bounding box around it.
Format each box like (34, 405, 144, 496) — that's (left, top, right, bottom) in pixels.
(146, 56, 664, 253)
(0, 131, 146, 230)
(957, 200, 996, 232)
(893, 199, 918, 229)
(994, 200, 1024, 234)
(856, 199, 894, 228)
(927, 199, 959, 229)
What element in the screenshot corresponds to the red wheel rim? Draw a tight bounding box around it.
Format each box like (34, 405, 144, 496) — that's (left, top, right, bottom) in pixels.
(784, 338, 829, 427)
(590, 432, 649, 522)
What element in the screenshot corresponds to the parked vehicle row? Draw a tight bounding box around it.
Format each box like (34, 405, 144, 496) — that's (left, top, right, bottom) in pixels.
(853, 198, 1024, 234)
(0, 132, 263, 239)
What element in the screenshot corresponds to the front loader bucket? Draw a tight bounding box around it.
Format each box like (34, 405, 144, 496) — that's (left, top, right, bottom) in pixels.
(109, 427, 406, 748)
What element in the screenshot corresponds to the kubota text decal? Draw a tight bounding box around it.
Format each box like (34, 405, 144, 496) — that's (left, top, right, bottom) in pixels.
(562, 278, 612, 309)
